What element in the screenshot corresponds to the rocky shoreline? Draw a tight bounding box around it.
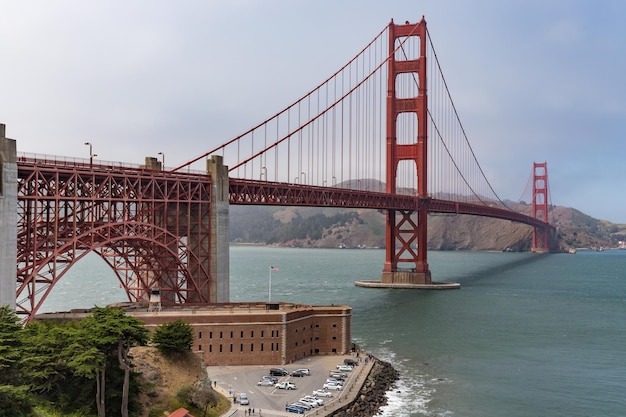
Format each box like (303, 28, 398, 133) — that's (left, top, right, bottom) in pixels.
(331, 358, 399, 417)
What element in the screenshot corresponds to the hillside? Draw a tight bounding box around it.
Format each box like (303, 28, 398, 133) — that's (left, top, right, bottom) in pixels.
(131, 346, 209, 416)
(230, 204, 626, 252)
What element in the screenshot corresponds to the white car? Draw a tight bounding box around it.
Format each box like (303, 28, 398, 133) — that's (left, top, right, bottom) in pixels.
(322, 382, 343, 391)
(336, 365, 353, 372)
(294, 368, 311, 375)
(312, 389, 333, 397)
(275, 382, 297, 390)
(303, 395, 324, 406)
(298, 398, 318, 408)
(257, 379, 274, 386)
(239, 393, 249, 406)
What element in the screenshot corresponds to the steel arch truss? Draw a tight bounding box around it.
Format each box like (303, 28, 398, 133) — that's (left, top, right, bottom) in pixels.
(16, 161, 212, 321)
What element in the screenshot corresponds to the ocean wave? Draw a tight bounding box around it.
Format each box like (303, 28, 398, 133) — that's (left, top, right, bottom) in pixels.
(371, 347, 451, 417)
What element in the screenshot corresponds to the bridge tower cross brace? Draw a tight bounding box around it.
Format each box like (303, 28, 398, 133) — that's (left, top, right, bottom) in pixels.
(531, 161, 550, 252)
(382, 18, 432, 285)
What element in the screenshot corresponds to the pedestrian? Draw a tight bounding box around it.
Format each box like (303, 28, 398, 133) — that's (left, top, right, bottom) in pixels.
(252, 408, 255, 414)
(248, 408, 251, 415)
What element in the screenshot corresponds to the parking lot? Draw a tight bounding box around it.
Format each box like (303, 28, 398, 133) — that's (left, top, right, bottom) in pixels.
(207, 354, 370, 415)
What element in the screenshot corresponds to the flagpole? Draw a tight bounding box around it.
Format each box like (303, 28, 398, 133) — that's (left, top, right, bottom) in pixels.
(268, 266, 272, 302)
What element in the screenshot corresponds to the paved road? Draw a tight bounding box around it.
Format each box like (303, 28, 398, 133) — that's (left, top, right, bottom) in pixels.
(207, 354, 373, 417)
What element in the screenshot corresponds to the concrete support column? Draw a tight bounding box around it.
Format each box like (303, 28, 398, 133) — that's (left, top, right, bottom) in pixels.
(206, 155, 229, 303)
(0, 124, 17, 309)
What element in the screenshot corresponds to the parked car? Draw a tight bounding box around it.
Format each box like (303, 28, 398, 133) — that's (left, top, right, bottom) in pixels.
(270, 367, 289, 376)
(275, 381, 296, 390)
(261, 375, 278, 383)
(285, 404, 304, 414)
(292, 401, 312, 411)
(326, 377, 344, 384)
(257, 379, 274, 386)
(239, 393, 249, 405)
(303, 395, 324, 406)
(294, 368, 311, 375)
(328, 371, 346, 379)
(298, 399, 317, 409)
(322, 382, 343, 390)
(312, 389, 333, 397)
(344, 358, 359, 366)
(291, 370, 307, 377)
(336, 364, 353, 372)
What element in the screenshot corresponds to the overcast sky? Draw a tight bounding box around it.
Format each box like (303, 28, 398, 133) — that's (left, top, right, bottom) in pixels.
(2, 1, 625, 223)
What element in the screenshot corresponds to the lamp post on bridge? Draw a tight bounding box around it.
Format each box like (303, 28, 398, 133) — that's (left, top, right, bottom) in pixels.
(83, 141, 96, 169)
(157, 151, 165, 169)
(260, 166, 267, 180)
(301, 172, 306, 184)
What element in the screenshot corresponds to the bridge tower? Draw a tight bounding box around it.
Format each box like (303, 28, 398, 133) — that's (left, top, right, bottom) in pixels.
(531, 161, 550, 252)
(382, 18, 432, 285)
(0, 125, 17, 309)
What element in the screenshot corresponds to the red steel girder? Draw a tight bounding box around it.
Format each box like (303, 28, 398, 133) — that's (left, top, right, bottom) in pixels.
(16, 159, 213, 321)
(229, 179, 415, 209)
(425, 198, 555, 230)
(229, 178, 553, 230)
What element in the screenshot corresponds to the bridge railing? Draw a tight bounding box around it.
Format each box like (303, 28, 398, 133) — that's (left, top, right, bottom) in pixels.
(18, 152, 141, 170)
(17, 152, 207, 175)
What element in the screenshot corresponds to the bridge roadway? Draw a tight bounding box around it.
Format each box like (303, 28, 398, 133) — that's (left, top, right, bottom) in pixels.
(208, 354, 375, 417)
(229, 179, 552, 230)
(14, 154, 550, 230)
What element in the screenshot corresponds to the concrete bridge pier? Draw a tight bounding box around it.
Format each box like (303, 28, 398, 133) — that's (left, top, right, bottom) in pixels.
(0, 124, 17, 309)
(381, 270, 432, 285)
(207, 155, 229, 303)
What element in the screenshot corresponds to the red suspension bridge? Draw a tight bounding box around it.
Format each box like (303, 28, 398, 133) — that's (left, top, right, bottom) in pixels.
(0, 18, 554, 321)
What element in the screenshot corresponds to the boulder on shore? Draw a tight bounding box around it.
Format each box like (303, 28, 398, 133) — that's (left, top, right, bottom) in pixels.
(331, 358, 399, 417)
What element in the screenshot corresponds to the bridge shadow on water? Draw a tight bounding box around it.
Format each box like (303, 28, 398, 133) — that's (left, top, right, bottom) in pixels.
(444, 252, 556, 287)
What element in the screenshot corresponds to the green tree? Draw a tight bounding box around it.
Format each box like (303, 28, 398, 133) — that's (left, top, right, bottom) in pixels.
(0, 305, 32, 417)
(152, 319, 194, 355)
(66, 306, 148, 417)
(0, 385, 31, 417)
(0, 306, 22, 383)
(22, 320, 72, 394)
(21, 319, 93, 412)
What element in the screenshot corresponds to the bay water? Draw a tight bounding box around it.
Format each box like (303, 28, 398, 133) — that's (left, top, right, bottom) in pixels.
(41, 247, 626, 416)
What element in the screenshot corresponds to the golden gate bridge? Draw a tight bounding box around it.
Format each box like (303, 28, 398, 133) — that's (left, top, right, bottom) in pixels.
(0, 18, 554, 321)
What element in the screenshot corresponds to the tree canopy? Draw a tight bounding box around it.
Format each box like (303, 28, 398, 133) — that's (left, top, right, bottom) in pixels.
(0, 306, 31, 417)
(152, 319, 194, 355)
(0, 305, 149, 417)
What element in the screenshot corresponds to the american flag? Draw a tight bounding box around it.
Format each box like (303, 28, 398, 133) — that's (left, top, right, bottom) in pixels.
(270, 266, 279, 272)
